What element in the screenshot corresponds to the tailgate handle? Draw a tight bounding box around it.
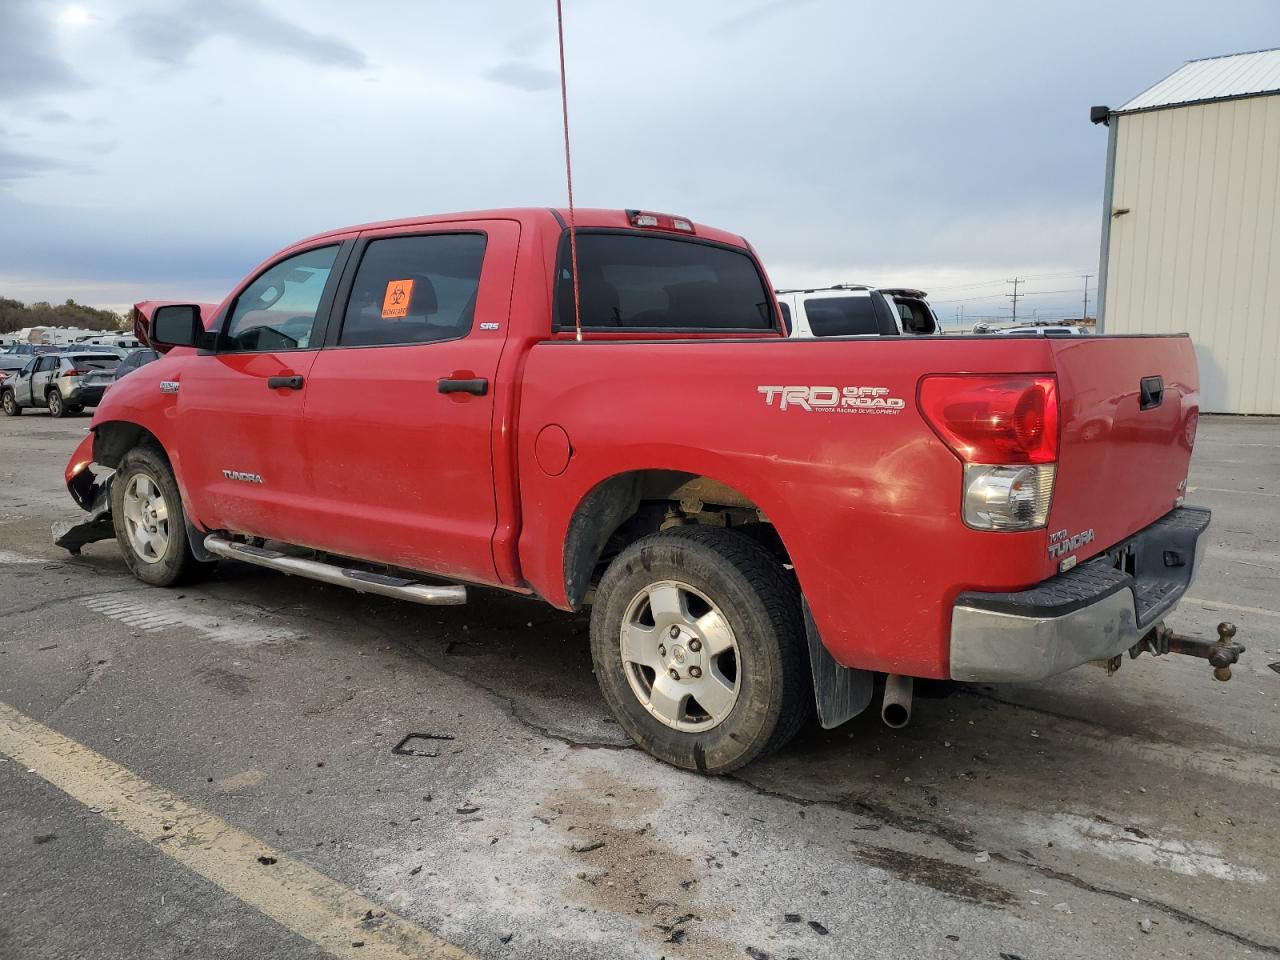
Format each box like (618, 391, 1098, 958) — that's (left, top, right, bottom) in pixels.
(437, 377, 488, 396)
(267, 375, 304, 391)
(1140, 376, 1164, 410)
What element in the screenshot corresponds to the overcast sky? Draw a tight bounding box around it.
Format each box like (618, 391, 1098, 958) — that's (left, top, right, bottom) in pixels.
(1, 0, 1276, 324)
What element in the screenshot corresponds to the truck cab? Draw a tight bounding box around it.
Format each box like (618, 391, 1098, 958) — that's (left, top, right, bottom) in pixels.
(777, 284, 940, 338)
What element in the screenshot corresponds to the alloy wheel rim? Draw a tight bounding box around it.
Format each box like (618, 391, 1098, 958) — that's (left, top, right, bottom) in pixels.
(619, 579, 741, 732)
(122, 472, 170, 564)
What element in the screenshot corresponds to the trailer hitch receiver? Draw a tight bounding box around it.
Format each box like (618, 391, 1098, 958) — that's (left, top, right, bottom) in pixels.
(1130, 621, 1245, 681)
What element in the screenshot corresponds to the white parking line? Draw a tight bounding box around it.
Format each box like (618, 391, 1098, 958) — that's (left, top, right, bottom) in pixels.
(1184, 597, 1280, 619)
(0, 549, 39, 564)
(1189, 485, 1280, 499)
(0, 700, 475, 960)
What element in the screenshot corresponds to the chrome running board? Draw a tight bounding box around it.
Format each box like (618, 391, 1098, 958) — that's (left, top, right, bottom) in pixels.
(203, 536, 467, 606)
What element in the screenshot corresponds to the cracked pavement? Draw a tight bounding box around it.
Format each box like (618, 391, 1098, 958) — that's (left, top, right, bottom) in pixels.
(1, 412, 1278, 959)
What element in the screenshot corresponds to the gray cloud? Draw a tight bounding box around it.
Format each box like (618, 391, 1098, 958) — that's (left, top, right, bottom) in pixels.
(487, 60, 558, 92)
(37, 109, 74, 123)
(713, 0, 816, 37)
(0, 145, 73, 183)
(0, 2, 81, 100)
(119, 0, 367, 69)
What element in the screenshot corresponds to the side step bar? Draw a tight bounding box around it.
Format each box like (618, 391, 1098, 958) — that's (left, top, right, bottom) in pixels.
(203, 536, 467, 606)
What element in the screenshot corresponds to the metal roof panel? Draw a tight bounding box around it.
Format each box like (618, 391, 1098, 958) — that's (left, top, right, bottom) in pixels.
(1120, 48, 1280, 112)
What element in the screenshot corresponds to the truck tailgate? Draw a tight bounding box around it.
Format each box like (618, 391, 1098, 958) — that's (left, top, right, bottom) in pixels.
(1048, 334, 1199, 567)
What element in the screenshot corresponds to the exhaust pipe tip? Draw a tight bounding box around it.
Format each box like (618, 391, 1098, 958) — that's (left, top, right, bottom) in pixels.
(881, 674, 914, 729)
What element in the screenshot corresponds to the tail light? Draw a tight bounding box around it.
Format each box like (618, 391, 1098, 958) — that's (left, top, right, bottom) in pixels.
(919, 375, 1059, 531)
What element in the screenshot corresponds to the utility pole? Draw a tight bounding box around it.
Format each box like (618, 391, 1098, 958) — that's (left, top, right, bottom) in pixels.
(1007, 277, 1023, 325)
(1081, 274, 1092, 323)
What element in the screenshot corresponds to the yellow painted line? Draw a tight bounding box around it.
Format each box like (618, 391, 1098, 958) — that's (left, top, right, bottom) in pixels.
(0, 701, 474, 960)
(1184, 597, 1280, 620)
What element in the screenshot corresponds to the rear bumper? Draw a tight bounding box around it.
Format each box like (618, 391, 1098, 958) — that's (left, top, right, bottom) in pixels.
(64, 383, 107, 405)
(949, 506, 1210, 682)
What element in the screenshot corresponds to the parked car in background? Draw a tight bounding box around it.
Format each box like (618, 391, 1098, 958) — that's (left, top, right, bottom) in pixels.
(1, 343, 62, 357)
(113, 348, 159, 381)
(993, 324, 1093, 337)
(1, 351, 121, 417)
(0, 355, 28, 384)
(777, 284, 940, 338)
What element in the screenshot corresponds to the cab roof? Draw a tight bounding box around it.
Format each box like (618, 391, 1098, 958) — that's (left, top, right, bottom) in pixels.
(297, 207, 751, 250)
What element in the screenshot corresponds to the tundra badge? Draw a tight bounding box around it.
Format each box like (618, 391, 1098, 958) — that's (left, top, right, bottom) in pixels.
(222, 470, 264, 484)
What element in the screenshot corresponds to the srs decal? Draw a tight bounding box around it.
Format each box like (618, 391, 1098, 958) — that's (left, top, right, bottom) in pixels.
(758, 385, 906, 415)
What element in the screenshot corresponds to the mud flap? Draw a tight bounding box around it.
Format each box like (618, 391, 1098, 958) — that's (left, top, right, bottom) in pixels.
(52, 474, 114, 556)
(803, 598, 874, 729)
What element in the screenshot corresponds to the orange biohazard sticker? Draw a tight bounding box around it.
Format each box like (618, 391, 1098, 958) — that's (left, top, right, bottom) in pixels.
(381, 279, 414, 319)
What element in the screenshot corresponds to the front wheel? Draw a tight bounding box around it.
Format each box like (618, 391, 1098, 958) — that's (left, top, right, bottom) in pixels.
(47, 389, 66, 418)
(110, 446, 212, 586)
(1, 390, 21, 416)
(590, 526, 811, 773)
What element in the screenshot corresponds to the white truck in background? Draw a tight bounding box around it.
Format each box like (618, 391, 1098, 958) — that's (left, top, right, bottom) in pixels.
(776, 284, 941, 338)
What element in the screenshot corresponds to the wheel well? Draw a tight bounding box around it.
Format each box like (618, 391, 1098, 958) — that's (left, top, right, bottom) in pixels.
(92, 421, 166, 469)
(562, 470, 789, 609)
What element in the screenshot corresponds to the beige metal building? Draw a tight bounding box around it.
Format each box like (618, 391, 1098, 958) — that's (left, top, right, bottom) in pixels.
(1095, 49, 1280, 414)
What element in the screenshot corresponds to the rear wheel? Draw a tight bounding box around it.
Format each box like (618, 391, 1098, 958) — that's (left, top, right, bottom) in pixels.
(1, 390, 20, 416)
(47, 389, 66, 418)
(111, 446, 212, 586)
(590, 526, 811, 773)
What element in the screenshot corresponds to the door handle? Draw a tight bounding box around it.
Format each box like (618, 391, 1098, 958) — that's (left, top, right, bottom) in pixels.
(267, 375, 304, 390)
(437, 377, 488, 396)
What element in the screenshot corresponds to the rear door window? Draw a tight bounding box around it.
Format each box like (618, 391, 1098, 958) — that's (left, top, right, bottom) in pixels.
(803, 296, 882, 336)
(337, 233, 487, 347)
(556, 233, 775, 331)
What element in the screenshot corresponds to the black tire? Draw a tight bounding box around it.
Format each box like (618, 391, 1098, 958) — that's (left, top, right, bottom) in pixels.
(1, 390, 20, 416)
(68, 404, 85, 415)
(111, 446, 212, 586)
(47, 389, 66, 418)
(590, 526, 811, 773)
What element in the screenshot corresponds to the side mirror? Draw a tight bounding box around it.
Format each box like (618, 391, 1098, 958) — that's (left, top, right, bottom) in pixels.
(150, 304, 204, 348)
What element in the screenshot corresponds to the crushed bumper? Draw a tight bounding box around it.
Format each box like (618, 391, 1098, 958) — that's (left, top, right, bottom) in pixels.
(949, 506, 1210, 682)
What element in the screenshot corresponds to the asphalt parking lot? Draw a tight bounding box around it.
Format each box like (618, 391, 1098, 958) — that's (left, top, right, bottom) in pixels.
(1, 412, 1277, 960)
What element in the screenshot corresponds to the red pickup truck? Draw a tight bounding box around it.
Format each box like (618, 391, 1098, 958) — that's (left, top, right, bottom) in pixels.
(56, 207, 1243, 773)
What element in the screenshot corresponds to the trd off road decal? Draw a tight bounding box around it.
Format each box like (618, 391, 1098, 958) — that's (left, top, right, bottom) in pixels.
(757, 385, 906, 415)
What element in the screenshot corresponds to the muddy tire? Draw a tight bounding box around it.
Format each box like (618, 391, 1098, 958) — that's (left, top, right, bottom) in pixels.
(111, 446, 212, 586)
(1, 390, 20, 416)
(590, 526, 811, 773)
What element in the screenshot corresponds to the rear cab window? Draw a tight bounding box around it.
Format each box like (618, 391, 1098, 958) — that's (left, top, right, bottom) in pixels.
(555, 232, 778, 333)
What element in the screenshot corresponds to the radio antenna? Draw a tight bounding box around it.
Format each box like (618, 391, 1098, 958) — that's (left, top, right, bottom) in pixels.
(555, 0, 583, 341)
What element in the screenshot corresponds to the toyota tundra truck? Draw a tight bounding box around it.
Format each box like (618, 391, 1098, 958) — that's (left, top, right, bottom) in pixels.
(55, 207, 1244, 773)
